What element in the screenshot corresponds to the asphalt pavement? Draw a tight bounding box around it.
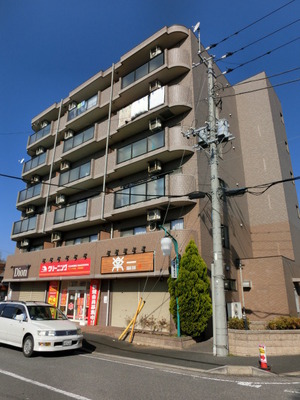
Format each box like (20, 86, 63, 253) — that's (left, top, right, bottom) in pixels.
(81, 330, 300, 377)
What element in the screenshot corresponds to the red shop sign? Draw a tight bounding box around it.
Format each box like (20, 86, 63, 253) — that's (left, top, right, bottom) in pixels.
(39, 258, 91, 277)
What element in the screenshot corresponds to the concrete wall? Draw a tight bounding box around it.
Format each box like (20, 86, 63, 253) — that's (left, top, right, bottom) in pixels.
(229, 329, 300, 356)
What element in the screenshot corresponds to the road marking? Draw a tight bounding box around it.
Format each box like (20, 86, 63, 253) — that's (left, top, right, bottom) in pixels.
(81, 353, 154, 370)
(0, 368, 92, 400)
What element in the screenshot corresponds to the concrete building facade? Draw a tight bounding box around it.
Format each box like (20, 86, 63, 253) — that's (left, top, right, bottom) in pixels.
(4, 25, 300, 332)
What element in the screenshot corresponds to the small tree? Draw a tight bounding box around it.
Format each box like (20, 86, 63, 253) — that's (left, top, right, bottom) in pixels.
(168, 239, 212, 337)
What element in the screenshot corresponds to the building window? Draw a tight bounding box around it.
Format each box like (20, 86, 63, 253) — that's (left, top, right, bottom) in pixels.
(114, 177, 164, 209)
(221, 225, 230, 249)
(68, 95, 98, 121)
(54, 200, 87, 224)
(224, 279, 236, 291)
(13, 216, 37, 235)
(121, 53, 164, 89)
(120, 226, 147, 237)
(117, 130, 164, 164)
(63, 126, 94, 153)
(170, 219, 184, 230)
(59, 161, 91, 186)
(65, 234, 98, 246)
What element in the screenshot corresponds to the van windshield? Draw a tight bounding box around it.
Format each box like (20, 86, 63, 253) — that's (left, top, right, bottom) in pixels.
(27, 305, 67, 321)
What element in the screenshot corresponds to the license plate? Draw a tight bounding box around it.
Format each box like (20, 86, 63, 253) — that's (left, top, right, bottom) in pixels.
(63, 340, 72, 346)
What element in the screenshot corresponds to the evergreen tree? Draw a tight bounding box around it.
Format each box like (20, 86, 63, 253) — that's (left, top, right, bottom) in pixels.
(168, 239, 212, 337)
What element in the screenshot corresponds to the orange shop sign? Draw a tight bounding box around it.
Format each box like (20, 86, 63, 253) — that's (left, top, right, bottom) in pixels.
(101, 252, 154, 274)
(39, 258, 91, 277)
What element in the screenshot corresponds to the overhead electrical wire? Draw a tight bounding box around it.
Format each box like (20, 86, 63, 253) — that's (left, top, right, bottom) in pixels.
(216, 18, 300, 62)
(204, 0, 296, 51)
(219, 36, 300, 76)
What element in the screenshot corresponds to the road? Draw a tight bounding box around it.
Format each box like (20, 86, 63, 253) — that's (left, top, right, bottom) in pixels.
(0, 344, 300, 400)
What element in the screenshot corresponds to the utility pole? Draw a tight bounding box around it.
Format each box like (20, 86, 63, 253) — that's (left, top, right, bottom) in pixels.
(207, 57, 228, 356)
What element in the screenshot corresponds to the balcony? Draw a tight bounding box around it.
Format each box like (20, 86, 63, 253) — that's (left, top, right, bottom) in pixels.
(17, 183, 42, 204)
(12, 215, 37, 237)
(23, 152, 47, 176)
(27, 123, 51, 148)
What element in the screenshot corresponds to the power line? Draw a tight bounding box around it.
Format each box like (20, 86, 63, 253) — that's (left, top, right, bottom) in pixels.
(220, 36, 300, 76)
(204, 0, 296, 51)
(216, 18, 300, 62)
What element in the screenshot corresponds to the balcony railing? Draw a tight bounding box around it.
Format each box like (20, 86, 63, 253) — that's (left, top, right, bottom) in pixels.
(59, 162, 91, 186)
(13, 216, 37, 235)
(18, 183, 42, 203)
(121, 53, 164, 89)
(63, 126, 94, 153)
(68, 95, 98, 121)
(28, 124, 51, 146)
(54, 200, 88, 224)
(114, 177, 165, 209)
(23, 152, 47, 173)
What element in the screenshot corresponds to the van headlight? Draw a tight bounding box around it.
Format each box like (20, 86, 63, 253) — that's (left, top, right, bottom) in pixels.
(76, 328, 82, 335)
(37, 330, 56, 336)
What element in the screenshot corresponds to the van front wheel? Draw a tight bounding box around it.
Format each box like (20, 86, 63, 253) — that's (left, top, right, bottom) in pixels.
(23, 335, 34, 357)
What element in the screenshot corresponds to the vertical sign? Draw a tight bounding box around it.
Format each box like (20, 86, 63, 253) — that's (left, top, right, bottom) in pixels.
(47, 281, 59, 307)
(88, 280, 100, 326)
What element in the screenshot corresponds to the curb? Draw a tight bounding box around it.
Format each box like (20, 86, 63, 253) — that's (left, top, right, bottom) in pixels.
(209, 365, 275, 377)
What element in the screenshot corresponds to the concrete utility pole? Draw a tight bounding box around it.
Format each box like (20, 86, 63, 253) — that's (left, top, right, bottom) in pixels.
(207, 57, 228, 356)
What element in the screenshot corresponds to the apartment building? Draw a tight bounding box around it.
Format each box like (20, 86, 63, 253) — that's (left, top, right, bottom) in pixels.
(4, 25, 300, 331)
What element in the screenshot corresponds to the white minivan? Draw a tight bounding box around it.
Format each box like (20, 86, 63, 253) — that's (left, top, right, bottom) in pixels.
(0, 301, 83, 357)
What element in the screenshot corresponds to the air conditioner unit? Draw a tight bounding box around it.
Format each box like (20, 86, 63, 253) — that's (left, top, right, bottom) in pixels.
(40, 120, 49, 128)
(56, 194, 66, 205)
(148, 160, 162, 174)
(31, 175, 41, 183)
(149, 118, 162, 132)
(36, 146, 45, 156)
(60, 161, 70, 171)
(147, 209, 161, 222)
(51, 232, 62, 242)
(25, 206, 35, 215)
(68, 101, 77, 111)
(243, 280, 252, 289)
(148, 222, 157, 232)
(20, 239, 30, 248)
(150, 46, 162, 59)
(227, 302, 242, 319)
(149, 80, 162, 92)
(64, 130, 74, 140)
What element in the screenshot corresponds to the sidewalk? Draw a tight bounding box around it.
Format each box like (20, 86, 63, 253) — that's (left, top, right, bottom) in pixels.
(80, 326, 300, 377)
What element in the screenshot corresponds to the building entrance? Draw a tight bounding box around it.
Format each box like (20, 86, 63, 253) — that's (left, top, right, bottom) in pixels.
(59, 282, 89, 324)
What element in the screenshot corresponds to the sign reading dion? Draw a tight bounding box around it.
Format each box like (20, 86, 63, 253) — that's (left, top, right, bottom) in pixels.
(13, 265, 30, 279)
(101, 252, 154, 274)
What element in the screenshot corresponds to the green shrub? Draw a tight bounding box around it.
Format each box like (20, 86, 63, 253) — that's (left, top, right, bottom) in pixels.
(228, 317, 250, 330)
(267, 316, 300, 330)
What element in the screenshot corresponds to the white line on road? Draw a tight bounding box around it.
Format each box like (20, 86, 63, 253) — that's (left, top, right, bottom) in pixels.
(0, 368, 92, 400)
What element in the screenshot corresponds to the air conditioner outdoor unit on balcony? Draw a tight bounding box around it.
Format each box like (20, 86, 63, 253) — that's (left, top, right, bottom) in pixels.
(149, 118, 162, 132)
(40, 120, 49, 128)
(31, 175, 41, 183)
(148, 160, 162, 174)
(149, 80, 162, 93)
(56, 194, 66, 205)
(64, 130, 74, 140)
(150, 46, 162, 59)
(36, 146, 45, 156)
(148, 222, 157, 232)
(20, 239, 30, 248)
(68, 101, 77, 111)
(25, 206, 35, 215)
(147, 209, 161, 222)
(51, 232, 62, 243)
(60, 161, 70, 171)
(243, 280, 252, 289)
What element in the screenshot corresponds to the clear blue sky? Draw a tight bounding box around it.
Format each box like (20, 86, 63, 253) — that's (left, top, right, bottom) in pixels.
(0, 0, 299, 259)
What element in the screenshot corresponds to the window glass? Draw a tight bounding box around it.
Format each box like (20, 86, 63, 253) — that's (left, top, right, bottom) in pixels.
(135, 63, 148, 81)
(171, 219, 184, 230)
(120, 229, 133, 237)
(90, 234, 98, 242)
(31, 157, 39, 169)
(33, 184, 42, 197)
(117, 144, 132, 163)
(54, 208, 65, 224)
(59, 171, 69, 186)
(64, 138, 73, 152)
(13, 221, 22, 234)
(147, 178, 164, 199)
(74, 134, 83, 147)
(69, 168, 79, 183)
(132, 138, 147, 158)
(84, 126, 94, 141)
(65, 204, 75, 221)
(149, 53, 164, 72)
(131, 183, 146, 204)
(28, 216, 37, 231)
(115, 189, 130, 208)
(19, 191, 26, 202)
(122, 71, 135, 88)
(75, 201, 87, 219)
(1, 305, 18, 319)
(148, 130, 164, 150)
(65, 239, 74, 246)
(80, 162, 91, 179)
(87, 94, 97, 109)
(134, 226, 146, 235)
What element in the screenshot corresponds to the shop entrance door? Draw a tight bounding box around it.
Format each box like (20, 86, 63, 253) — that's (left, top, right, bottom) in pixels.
(66, 289, 86, 322)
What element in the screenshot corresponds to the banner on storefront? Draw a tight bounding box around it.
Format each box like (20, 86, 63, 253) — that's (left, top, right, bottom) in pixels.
(12, 265, 30, 279)
(88, 279, 100, 326)
(47, 281, 59, 307)
(101, 252, 154, 274)
(39, 258, 91, 277)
